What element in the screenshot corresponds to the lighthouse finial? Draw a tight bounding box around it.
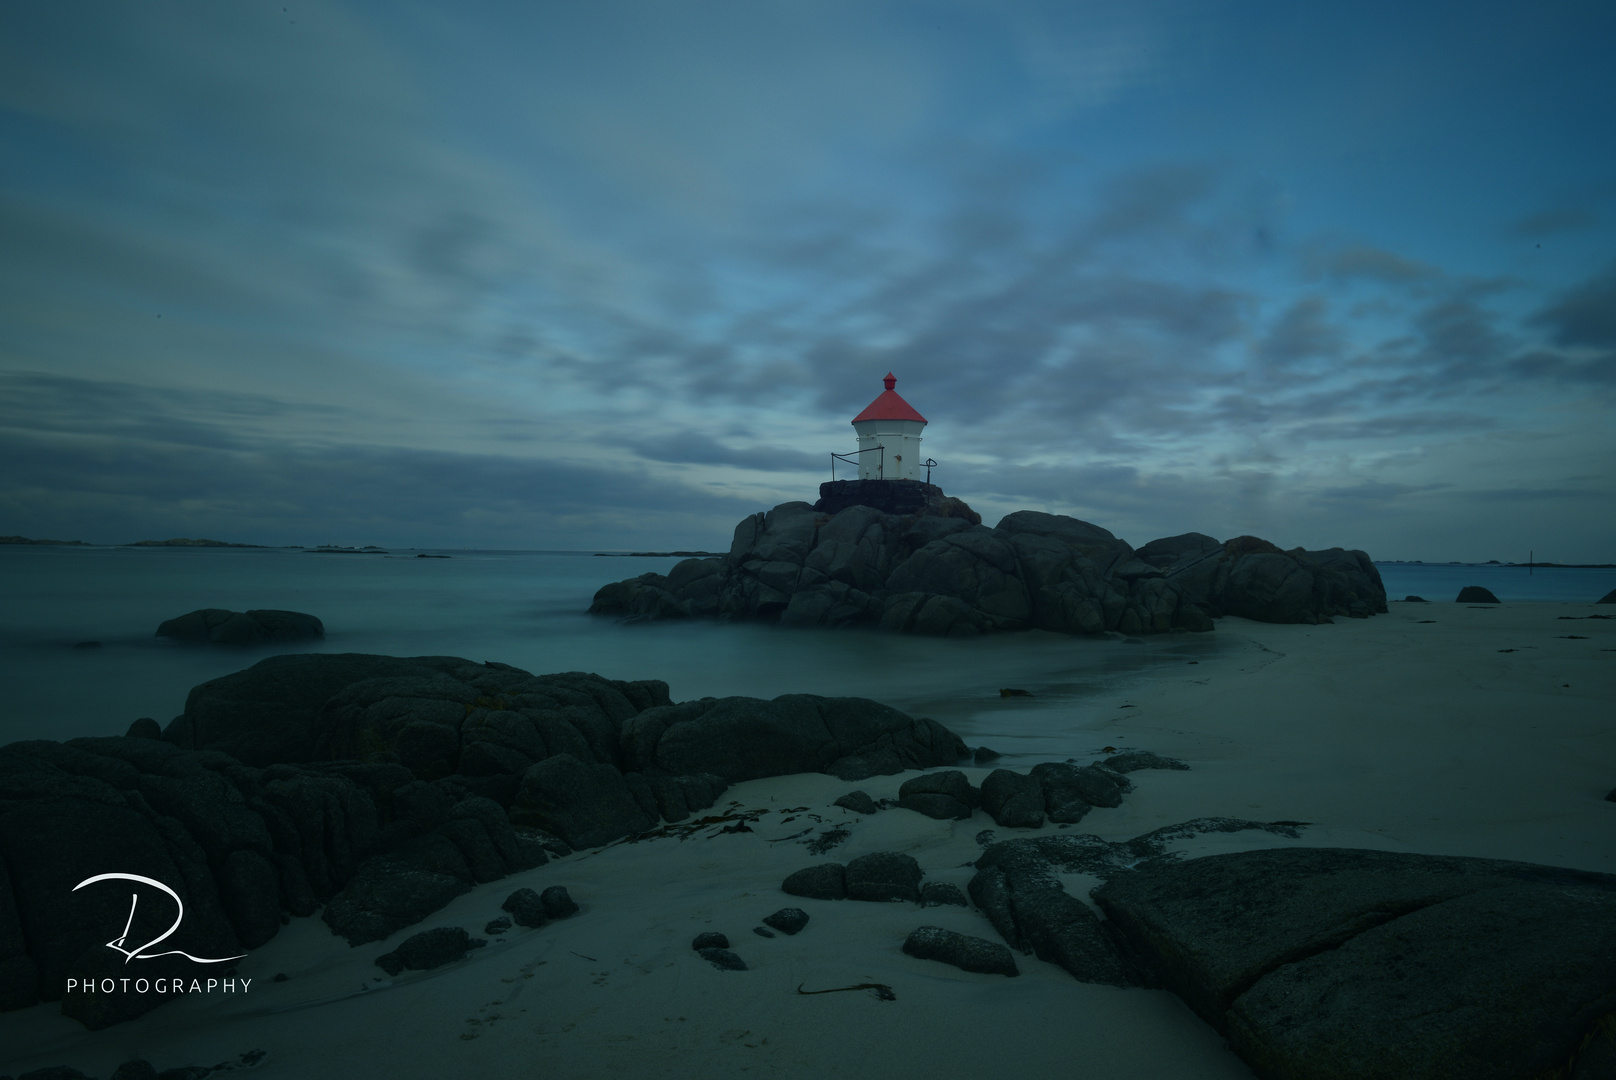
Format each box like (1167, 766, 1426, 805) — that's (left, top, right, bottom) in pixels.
(883, 372, 896, 391)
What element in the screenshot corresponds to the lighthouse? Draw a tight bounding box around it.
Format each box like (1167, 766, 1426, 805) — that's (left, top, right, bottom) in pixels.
(851, 373, 927, 481)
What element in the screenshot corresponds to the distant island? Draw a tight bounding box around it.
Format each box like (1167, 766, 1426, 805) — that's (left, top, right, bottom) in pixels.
(0, 535, 87, 545)
(127, 537, 266, 548)
(594, 550, 724, 558)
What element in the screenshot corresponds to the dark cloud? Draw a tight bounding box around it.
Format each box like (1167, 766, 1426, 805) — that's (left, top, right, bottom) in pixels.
(1513, 205, 1599, 237)
(1255, 295, 1343, 367)
(629, 431, 824, 473)
(1530, 260, 1616, 349)
(1306, 244, 1441, 284)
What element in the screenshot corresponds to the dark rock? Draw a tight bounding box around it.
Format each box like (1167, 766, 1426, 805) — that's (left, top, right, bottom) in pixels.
(509, 754, 653, 850)
(844, 852, 923, 904)
(762, 907, 809, 935)
(540, 885, 578, 919)
(1032, 762, 1128, 810)
(972, 746, 1001, 764)
(919, 881, 968, 907)
(155, 608, 323, 646)
(125, 718, 161, 740)
(979, 769, 1046, 829)
(1092, 847, 1616, 1080)
(1403, 595, 1429, 602)
(501, 887, 548, 928)
(216, 848, 281, 948)
(1599, 588, 1616, 604)
(1101, 751, 1189, 774)
(111, 1062, 159, 1080)
(896, 791, 973, 820)
(1606, 788, 1616, 803)
(322, 852, 471, 946)
(783, 863, 847, 900)
(375, 926, 480, 976)
(752, 926, 774, 938)
(621, 695, 966, 785)
(902, 925, 1019, 976)
(692, 932, 729, 950)
(897, 771, 980, 822)
(833, 790, 879, 815)
(484, 916, 511, 935)
(697, 947, 746, 971)
(1456, 585, 1502, 603)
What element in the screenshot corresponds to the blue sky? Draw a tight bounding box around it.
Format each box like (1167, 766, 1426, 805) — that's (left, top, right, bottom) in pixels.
(2, 0, 1613, 559)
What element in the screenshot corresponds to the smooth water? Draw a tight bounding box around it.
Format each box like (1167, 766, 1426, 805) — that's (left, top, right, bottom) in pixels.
(10, 548, 1601, 763)
(1374, 562, 1616, 604)
(0, 546, 1217, 762)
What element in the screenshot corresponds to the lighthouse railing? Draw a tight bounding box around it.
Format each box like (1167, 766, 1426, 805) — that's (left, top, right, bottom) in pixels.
(830, 444, 883, 482)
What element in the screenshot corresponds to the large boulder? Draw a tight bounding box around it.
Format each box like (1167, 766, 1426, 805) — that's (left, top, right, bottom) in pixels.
(1092, 847, 1616, 1080)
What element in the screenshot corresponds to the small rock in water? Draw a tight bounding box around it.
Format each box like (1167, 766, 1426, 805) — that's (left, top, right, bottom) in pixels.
(484, 916, 512, 935)
(1101, 750, 1190, 774)
(973, 746, 1001, 764)
(541, 885, 579, 918)
(753, 926, 776, 938)
(501, 888, 548, 928)
(692, 931, 730, 950)
(1456, 585, 1501, 603)
(762, 908, 810, 935)
(833, 790, 879, 815)
(698, 947, 747, 971)
(1403, 595, 1429, 602)
(902, 926, 1019, 976)
(998, 688, 1032, 697)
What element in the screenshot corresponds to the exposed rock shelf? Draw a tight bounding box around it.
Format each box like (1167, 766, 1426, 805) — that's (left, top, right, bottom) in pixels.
(0, 653, 967, 1028)
(590, 495, 1387, 636)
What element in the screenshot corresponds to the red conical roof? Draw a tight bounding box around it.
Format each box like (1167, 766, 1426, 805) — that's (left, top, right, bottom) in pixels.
(851, 372, 927, 424)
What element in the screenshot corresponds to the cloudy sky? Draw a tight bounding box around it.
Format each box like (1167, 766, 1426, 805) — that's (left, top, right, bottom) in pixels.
(3, 1, 1613, 559)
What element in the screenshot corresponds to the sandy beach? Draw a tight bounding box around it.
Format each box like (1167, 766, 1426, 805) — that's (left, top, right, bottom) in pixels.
(3, 602, 1611, 1079)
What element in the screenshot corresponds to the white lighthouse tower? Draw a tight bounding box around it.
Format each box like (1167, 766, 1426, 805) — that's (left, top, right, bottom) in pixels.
(851, 373, 927, 480)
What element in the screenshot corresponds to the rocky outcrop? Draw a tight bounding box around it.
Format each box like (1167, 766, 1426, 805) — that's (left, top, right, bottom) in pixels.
(155, 609, 323, 646)
(590, 500, 1386, 636)
(952, 829, 1616, 1080)
(1092, 848, 1616, 1080)
(1, 653, 970, 1027)
(1456, 585, 1502, 603)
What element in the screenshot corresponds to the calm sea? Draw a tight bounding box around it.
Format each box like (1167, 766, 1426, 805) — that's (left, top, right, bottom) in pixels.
(2, 547, 1608, 760)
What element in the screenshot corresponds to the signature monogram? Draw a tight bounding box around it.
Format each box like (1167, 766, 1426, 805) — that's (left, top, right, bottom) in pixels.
(73, 873, 245, 965)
